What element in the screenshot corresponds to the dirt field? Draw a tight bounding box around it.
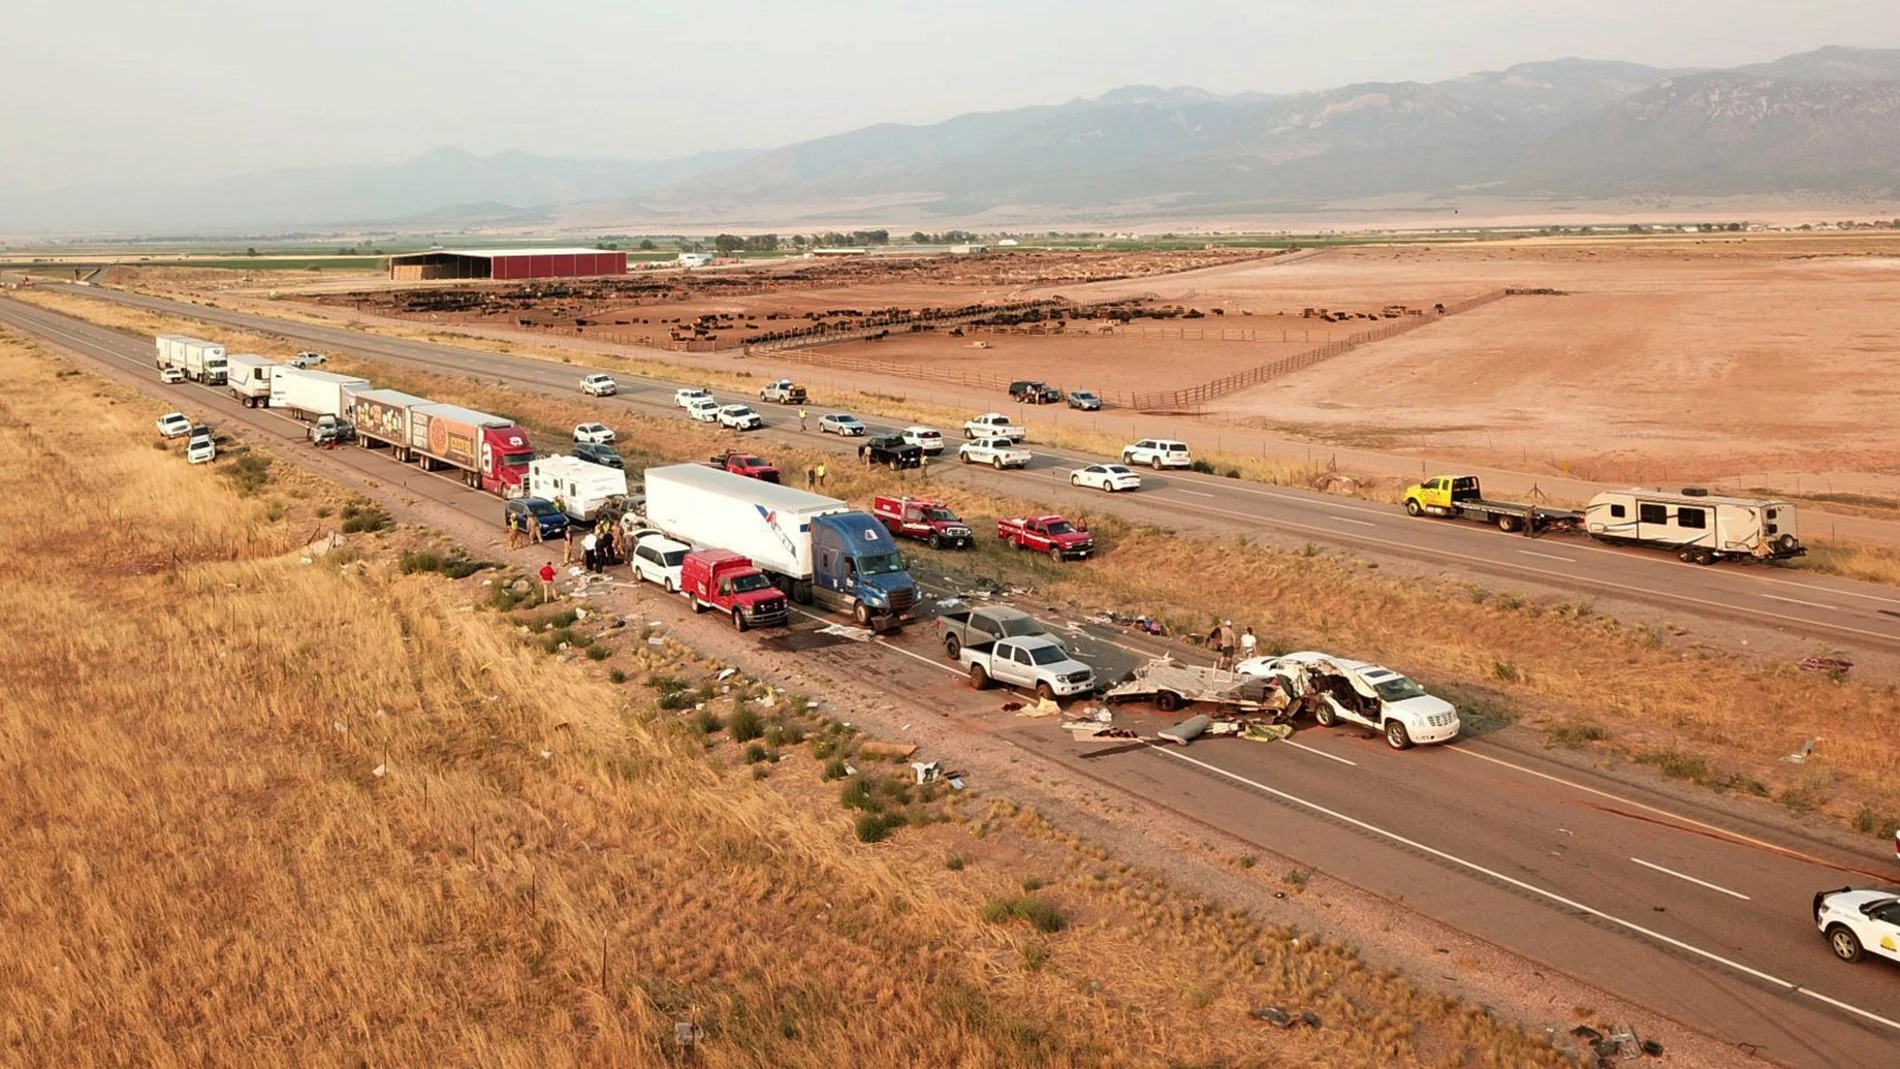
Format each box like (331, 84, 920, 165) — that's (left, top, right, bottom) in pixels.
(1051, 236, 1900, 486)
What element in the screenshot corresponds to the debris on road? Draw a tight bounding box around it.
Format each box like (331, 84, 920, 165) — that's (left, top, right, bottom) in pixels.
(1242, 722, 1296, 743)
(1017, 697, 1062, 718)
(1799, 654, 1852, 675)
(1158, 714, 1212, 745)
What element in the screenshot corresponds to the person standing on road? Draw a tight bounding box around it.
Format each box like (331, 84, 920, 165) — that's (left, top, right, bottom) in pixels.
(582, 531, 598, 572)
(539, 561, 557, 604)
(1239, 626, 1257, 663)
(816, 462, 828, 488)
(506, 511, 522, 550)
(798, 408, 808, 432)
(1214, 619, 1238, 669)
(563, 525, 576, 566)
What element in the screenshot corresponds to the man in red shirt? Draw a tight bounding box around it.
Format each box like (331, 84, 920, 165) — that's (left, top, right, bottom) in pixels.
(539, 561, 557, 604)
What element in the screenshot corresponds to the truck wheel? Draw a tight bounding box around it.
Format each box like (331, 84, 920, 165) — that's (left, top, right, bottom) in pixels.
(1154, 690, 1182, 713)
(890, 458, 901, 471)
(854, 601, 872, 627)
(1151, 456, 1162, 470)
(993, 457, 1004, 470)
(663, 577, 675, 593)
(969, 663, 992, 690)
(1678, 548, 1699, 564)
(928, 533, 943, 551)
(1314, 703, 1338, 728)
(1829, 925, 1865, 963)
(1696, 549, 1718, 566)
(691, 596, 707, 614)
(1385, 720, 1414, 750)
(1049, 545, 1064, 564)
(1035, 681, 1056, 703)
(732, 609, 749, 633)
(962, 452, 973, 464)
(1498, 515, 1521, 533)
(944, 633, 961, 659)
(1404, 499, 1422, 517)
(793, 581, 813, 605)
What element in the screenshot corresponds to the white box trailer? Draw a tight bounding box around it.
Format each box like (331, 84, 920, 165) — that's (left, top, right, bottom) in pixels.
(1585, 488, 1803, 563)
(155, 335, 227, 385)
(644, 464, 918, 625)
(525, 456, 629, 521)
(271, 367, 370, 421)
(224, 353, 279, 407)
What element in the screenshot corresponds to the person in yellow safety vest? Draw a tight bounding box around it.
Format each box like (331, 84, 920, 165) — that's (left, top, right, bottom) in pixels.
(798, 408, 808, 432)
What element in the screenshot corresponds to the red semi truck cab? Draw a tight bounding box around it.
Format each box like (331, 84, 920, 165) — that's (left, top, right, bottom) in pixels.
(680, 550, 790, 631)
(873, 495, 974, 550)
(483, 424, 534, 494)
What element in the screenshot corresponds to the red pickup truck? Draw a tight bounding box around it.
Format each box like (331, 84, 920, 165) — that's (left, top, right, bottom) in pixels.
(708, 450, 780, 483)
(680, 550, 790, 631)
(997, 514, 1094, 561)
(873, 495, 974, 550)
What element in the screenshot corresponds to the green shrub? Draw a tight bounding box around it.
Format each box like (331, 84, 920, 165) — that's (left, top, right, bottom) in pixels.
(945, 854, 967, 871)
(981, 896, 1065, 933)
(691, 709, 723, 734)
(854, 812, 899, 843)
(822, 757, 849, 781)
(340, 502, 390, 533)
(608, 668, 627, 684)
(220, 452, 272, 496)
(840, 777, 878, 811)
(744, 742, 769, 764)
(399, 549, 490, 579)
(585, 645, 611, 661)
(727, 706, 764, 743)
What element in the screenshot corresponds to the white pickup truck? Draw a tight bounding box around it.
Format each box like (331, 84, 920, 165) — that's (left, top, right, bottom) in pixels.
(963, 413, 1025, 442)
(960, 635, 1095, 702)
(958, 436, 1031, 469)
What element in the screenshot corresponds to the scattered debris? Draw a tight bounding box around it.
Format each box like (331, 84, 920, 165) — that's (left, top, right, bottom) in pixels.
(1158, 715, 1212, 745)
(1242, 722, 1295, 743)
(1250, 1006, 1293, 1027)
(1784, 737, 1818, 764)
(912, 761, 942, 784)
(817, 623, 874, 642)
(716, 667, 738, 681)
(1799, 655, 1852, 675)
(1104, 657, 1288, 715)
(1001, 701, 1025, 712)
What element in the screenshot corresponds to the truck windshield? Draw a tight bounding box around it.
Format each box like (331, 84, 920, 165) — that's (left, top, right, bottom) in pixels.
(503, 452, 534, 469)
(923, 507, 959, 523)
(855, 552, 906, 576)
(1026, 644, 1068, 665)
(730, 573, 774, 593)
(1371, 675, 1427, 702)
(1043, 521, 1074, 535)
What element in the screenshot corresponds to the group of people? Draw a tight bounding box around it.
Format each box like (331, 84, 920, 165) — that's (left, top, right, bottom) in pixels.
(566, 516, 621, 573)
(1206, 619, 1258, 670)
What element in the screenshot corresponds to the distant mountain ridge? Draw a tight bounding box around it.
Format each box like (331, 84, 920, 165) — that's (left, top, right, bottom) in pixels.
(5, 46, 1899, 234)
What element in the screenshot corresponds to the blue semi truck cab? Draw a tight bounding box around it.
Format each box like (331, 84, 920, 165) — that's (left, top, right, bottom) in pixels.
(809, 511, 918, 626)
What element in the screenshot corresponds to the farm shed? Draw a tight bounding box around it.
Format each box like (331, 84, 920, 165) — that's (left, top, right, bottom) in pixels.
(388, 248, 627, 281)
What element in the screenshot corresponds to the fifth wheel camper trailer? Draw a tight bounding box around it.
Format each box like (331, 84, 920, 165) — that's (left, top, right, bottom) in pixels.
(1584, 488, 1803, 564)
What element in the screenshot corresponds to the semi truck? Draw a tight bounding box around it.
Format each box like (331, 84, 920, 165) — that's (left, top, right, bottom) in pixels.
(525, 455, 629, 521)
(224, 353, 278, 407)
(643, 464, 919, 627)
(272, 367, 370, 421)
(154, 335, 228, 385)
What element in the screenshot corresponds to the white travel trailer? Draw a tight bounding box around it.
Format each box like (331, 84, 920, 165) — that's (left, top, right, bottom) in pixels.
(525, 455, 629, 522)
(1584, 488, 1803, 564)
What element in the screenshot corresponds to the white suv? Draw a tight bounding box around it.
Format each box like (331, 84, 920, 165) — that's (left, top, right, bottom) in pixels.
(1122, 439, 1192, 470)
(674, 387, 713, 407)
(1236, 652, 1459, 750)
(580, 373, 617, 396)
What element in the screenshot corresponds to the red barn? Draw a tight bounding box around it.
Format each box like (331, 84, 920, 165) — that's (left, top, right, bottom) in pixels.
(388, 247, 627, 281)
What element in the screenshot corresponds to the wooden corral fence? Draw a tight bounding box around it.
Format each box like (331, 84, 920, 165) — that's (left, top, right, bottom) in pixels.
(1126, 288, 1543, 413)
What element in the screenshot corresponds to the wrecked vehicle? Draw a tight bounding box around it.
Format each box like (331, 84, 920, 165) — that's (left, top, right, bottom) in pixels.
(1236, 652, 1459, 749)
(1104, 658, 1289, 715)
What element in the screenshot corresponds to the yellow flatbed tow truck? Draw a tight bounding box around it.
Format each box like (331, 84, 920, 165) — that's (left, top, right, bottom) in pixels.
(1402, 475, 1582, 535)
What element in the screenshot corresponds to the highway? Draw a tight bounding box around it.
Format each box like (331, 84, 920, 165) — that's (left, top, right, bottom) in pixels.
(25, 282, 1900, 664)
(8, 292, 1900, 1067)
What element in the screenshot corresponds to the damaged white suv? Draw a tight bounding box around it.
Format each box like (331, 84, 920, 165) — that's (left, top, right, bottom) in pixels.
(1236, 651, 1459, 749)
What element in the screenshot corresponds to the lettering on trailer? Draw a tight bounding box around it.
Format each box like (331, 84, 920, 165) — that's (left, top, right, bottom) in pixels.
(754, 505, 799, 561)
(480, 441, 493, 477)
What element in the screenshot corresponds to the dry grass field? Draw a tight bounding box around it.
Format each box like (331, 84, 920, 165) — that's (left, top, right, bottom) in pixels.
(0, 327, 1584, 1065)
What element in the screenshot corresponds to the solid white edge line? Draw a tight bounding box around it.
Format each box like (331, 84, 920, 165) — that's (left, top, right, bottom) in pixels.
(1630, 857, 1753, 901)
(1147, 745, 1900, 1033)
(1763, 593, 1840, 611)
(1518, 549, 1577, 563)
(1284, 740, 1357, 766)
(1177, 489, 1216, 498)
(1331, 516, 1378, 527)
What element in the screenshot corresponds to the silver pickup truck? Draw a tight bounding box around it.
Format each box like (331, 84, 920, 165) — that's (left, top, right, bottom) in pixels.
(960, 635, 1095, 702)
(938, 606, 1052, 659)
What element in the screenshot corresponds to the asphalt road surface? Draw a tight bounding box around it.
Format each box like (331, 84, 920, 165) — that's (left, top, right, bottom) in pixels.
(8, 293, 1900, 1066)
(28, 283, 1900, 666)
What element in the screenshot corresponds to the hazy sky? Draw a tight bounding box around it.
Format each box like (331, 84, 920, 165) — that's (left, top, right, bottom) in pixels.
(5, 0, 1895, 190)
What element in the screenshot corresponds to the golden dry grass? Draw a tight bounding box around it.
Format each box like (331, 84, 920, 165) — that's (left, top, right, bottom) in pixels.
(0, 327, 1571, 1065)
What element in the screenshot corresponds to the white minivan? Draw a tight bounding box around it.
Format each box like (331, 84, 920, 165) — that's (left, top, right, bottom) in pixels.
(629, 529, 691, 593)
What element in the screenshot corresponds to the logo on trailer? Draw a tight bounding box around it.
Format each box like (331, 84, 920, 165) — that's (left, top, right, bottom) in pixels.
(480, 440, 493, 476)
(755, 505, 799, 559)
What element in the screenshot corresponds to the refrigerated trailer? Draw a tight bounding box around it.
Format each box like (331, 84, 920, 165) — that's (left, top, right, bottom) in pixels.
(342, 388, 531, 494)
(154, 335, 228, 385)
(271, 367, 370, 421)
(224, 353, 279, 407)
(346, 387, 432, 453)
(643, 464, 918, 627)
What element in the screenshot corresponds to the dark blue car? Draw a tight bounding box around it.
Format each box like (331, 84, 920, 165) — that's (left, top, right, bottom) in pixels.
(505, 496, 570, 540)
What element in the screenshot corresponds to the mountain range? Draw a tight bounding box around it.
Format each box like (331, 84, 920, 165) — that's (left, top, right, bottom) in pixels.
(8, 46, 1900, 235)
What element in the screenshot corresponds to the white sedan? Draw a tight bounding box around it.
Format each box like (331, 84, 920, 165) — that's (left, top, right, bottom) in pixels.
(674, 387, 713, 407)
(156, 411, 193, 438)
(573, 422, 617, 444)
(818, 413, 866, 436)
(580, 372, 618, 396)
(686, 398, 722, 423)
(717, 404, 764, 430)
(159, 367, 186, 384)
(1071, 463, 1142, 492)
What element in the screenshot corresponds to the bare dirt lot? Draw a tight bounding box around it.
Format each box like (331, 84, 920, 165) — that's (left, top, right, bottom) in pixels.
(1051, 236, 1900, 487)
